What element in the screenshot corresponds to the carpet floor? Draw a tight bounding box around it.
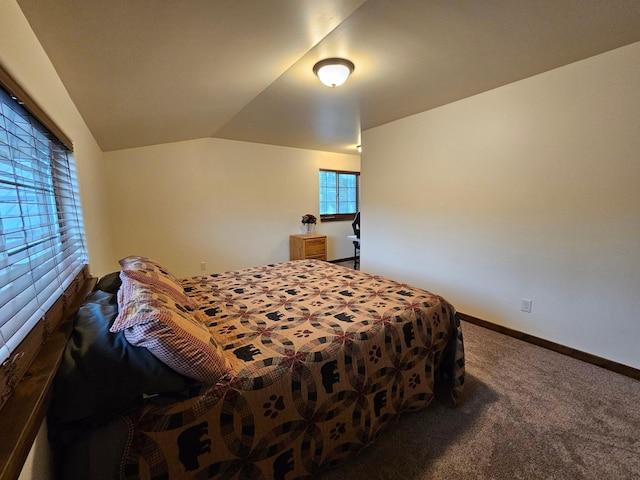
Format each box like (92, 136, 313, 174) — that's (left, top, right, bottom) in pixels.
(317, 321, 640, 479)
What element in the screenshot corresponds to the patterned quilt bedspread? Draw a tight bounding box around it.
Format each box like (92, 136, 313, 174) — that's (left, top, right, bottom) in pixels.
(121, 260, 465, 479)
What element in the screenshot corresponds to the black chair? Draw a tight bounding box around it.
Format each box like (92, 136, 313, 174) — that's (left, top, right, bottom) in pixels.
(351, 212, 360, 269)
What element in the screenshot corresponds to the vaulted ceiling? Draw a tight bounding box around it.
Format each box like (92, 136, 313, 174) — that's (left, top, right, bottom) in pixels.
(16, 0, 640, 155)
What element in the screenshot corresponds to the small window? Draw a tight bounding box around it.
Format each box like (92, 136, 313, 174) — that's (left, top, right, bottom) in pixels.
(319, 169, 360, 222)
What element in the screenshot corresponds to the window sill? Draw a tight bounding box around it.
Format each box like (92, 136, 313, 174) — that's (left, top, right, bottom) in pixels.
(320, 214, 357, 222)
(0, 267, 95, 480)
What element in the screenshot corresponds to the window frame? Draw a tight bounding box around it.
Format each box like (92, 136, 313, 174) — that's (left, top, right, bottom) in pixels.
(0, 69, 72, 151)
(0, 65, 92, 480)
(318, 168, 360, 222)
(0, 80, 87, 367)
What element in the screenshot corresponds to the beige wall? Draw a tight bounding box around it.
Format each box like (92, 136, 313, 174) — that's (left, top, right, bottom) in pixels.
(104, 138, 360, 277)
(362, 42, 640, 369)
(1, 0, 114, 277)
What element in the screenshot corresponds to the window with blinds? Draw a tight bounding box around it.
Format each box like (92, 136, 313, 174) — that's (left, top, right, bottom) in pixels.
(0, 85, 87, 365)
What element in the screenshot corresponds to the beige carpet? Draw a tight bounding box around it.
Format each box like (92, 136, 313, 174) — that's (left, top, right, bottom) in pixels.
(317, 321, 640, 479)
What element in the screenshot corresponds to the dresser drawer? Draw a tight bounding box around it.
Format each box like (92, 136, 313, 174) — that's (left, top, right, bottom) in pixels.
(290, 234, 327, 261)
(305, 239, 325, 256)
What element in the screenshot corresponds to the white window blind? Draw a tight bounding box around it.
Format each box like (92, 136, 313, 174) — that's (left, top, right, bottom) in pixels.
(0, 86, 87, 364)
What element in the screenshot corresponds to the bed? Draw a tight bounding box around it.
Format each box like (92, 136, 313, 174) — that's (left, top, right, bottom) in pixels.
(49, 256, 465, 479)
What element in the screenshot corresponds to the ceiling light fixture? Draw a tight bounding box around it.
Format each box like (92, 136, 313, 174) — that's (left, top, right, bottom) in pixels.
(313, 58, 355, 88)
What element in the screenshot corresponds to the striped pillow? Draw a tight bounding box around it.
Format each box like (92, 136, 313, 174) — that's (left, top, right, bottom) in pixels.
(119, 255, 194, 307)
(111, 276, 230, 384)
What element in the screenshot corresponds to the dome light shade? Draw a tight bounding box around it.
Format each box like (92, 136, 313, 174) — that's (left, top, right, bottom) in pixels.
(313, 58, 355, 88)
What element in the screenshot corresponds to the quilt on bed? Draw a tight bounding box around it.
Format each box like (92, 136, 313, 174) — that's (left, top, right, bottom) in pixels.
(120, 260, 464, 479)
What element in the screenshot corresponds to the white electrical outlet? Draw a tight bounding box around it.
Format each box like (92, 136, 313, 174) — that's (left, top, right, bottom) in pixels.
(521, 298, 532, 313)
(200, 262, 206, 271)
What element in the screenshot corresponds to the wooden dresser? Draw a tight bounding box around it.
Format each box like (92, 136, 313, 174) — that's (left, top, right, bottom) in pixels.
(289, 234, 327, 261)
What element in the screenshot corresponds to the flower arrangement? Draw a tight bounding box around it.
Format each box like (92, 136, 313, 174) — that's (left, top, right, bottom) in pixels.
(301, 213, 317, 225)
